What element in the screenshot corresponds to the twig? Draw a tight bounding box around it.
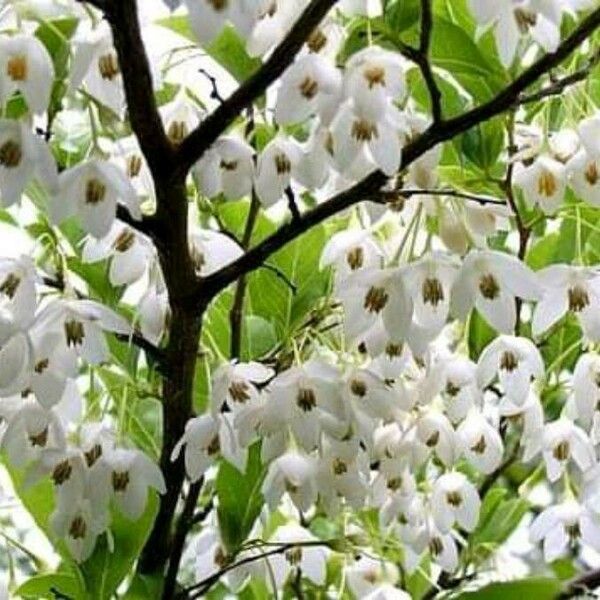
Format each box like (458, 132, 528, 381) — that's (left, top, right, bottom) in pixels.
(199, 67, 225, 103)
(558, 567, 600, 599)
(261, 263, 297, 293)
(390, 188, 507, 206)
(417, 0, 442, 123)
(176, 0, 338, 174)
(285, 186, 302, 221)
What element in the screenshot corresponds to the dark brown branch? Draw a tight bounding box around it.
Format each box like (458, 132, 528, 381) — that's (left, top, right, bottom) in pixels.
(103, 0, 175, 179)
(75, 0, 105, 9)
(175, 0, 338, 174)
(518, 47, 600, 106)
(162, 479, 203, 600)
(198, 67, 225, 104)
(390, 188, 507, 206)
(418, 0, 442, 123)
(199, 5, 600, 298)
(558, 567, 600, 599)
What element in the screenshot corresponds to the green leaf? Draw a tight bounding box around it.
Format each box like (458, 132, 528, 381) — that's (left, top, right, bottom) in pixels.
(385, 0, 420, 34)
(458, 117, 505, 171)
(455, 578, 563, 600)
(158, 18, 260, 82)
(467, 310, 497, 361)
(15, 573, 83, 600)
(216, 442, 266, 553)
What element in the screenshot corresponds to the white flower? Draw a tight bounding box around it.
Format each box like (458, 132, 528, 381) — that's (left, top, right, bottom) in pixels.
(254, 136, 302, 207)
(268, 525, 330, 590)
(530, 500, 600, 562)
(468, 0, 562, 67)
(431, 472, 481, 533)
(0, 119, 58, 207)
(330, 100, 404, 177)
(112, 136, 154, 199)
(0, 311, 32, 396)
(542, 418, 595, 481)
(499, 390, 544, 461)
(275, 54, 341, 125)
(262, 452, 317, 513)
(189, 229, 243, 276)
(567, 148, 600, 207)
(344, 46, 406, 122)
(457, 409, 504, 474)
(160, 88, 204, 145)
(70, 21, 124, 115)
(293, 126, 334, 189)
(139, 266, 169, 345)
(415, 410, 457, 468)
(346, 556, 399, 598)
(105, 447, 166, 520)
(51, 495, 109, 562)
(0, 34, 54, 113)
(363, 585, 411, 600)
(54, 159, 141, 239)
(343, 366, 399, 425)
(0, 254, 37, 325)
(477, 335, 544, 406)
(82, 223, 153, 287)
(338, 267, 413, 343)
(320, 229, 383, 284)
(464, 201, 513, 245)
(261, 359, 344, 451)
(404, 252, 459, 332)
(2, 399, 66, 467)
(578, 112, 600, 159)
(514, 155, 567, 215)
(212, 361, 273, 414)
(34, 298, 131, 365)
(419, 520, 459, 573)
(451, 249, 542, 333)
(533, 265, 600, 340)
(193, 136, 255, 200)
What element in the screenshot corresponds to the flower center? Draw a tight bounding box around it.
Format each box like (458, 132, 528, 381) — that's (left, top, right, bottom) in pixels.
(228, 380, 250, 403)
(385, 342, 403, 357)
(64, 319, 85, 347)
(85, 444, 102, 467)
(69, 516, 87, 540)
(429, 536, 443, 556)
(514, 8, 537, 33)
(445, 381, 461, 397)
(422, 277, 444, 306)
(285, 546, 303, 565)
(478, 273, 500, 300)
(220, 158, 239, 172)
(126, 155, 143, 178)
(566, 522, 581, 540)
(207, 434, 221, 456)
(299, 76, 319, 100)
(112, 470, 130, 492)
(34, 358, 50, 374)
(113, 229, 136, 253)
(387, 476, 402, 491)
(307, 29, 328, 53)
(364, 286, 388, 313)
(52, 459, 73, 485)
(85, 179, 107, 205)
(0, 272, 20, 298)
(346, 246, 364, 270)
(363, 65, 386, 89)
(425, 430, 440, 447)
(351, 119, 378, 142)
(6, 55, 27, 81)
(585, 162, 599, 186)
(214, 546, 229, 568)
(296, 387, 317, 412)
(500, 351, 519, 372)
(350, 378, 367, 397)
(446, 490, 462, 507)
(274, 153, 291, 175)
(537, 170, 557, 197)
(553, 440, 570, 461)
(167, 121, 188, 145)
(98, 53, 120, 80)
(568, 285, 590, 312)
(207, 0, 228, 9)
(0, 140, 22, 168)
(29, 427, 48, 448)
(470, 435, 487, 454)
(332, 457, 348, 475)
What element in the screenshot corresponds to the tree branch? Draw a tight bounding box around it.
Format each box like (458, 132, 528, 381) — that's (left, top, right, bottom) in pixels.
(198, 5, 600, 298)
(103, 0, 175, 179)
(175, 0, 338, 174)
(558, 567, 600, 599)
(417, 0, 442, 123)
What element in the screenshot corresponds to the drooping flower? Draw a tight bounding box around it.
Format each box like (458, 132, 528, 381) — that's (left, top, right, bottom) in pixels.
(451, 249, 542, 333)
(54, 159, 141, 239)
(189, 229, 243, 276)
(456, 409, 504, 474)
(211, 361, 273, 414)
(0, 34, 54, 113)
(514, 155, 567, 215)
(0, 119, 59, 209)
(430, 471, 481, 533)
